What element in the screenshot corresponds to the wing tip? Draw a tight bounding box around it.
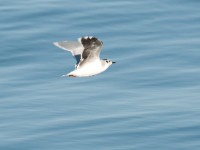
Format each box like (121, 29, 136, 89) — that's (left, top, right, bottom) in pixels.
(79, 36, 103, 47)
(53, 42, 61, 48)
(78, 36, 96, 42)
(53, 41, 68, 51)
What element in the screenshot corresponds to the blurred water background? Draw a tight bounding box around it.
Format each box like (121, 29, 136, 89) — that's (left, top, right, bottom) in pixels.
(1, 0, 200, 149)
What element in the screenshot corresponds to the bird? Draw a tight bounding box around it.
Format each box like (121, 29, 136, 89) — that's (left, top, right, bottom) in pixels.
(53, 36, 116, 77)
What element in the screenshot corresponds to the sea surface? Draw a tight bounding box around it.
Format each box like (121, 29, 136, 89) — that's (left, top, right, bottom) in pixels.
(1, 0, 200, 149)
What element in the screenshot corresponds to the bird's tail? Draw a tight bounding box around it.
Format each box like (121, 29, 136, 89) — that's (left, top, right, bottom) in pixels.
(61, 74, 67, 77)
(67, 72, 77, 77)
(61, 71, 77, 77)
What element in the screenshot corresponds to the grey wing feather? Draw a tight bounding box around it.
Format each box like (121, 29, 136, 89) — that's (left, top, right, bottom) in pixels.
(53, 40, 84, 56)
(80, 37, 103, 60)
(53, 36, 103, 69)
(53, 39, 84, 67)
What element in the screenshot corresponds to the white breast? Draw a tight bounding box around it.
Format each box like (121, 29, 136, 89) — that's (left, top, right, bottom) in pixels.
(68, 61, 107, 77)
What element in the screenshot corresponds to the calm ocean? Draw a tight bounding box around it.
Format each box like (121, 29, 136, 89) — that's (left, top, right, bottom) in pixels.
(1, 0, 200, 149)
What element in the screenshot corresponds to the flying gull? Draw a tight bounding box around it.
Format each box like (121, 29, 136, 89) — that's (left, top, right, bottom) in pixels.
(53, 36, 115, 77)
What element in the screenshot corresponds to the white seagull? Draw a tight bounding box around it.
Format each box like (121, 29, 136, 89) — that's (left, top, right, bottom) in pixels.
(53, 36, 115, 77)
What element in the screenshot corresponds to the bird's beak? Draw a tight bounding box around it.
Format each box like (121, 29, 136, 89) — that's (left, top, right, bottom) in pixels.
(112, 61, 116, 64)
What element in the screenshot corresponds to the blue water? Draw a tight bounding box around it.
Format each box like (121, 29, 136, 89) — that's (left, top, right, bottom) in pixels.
(1, 0, 200, 149)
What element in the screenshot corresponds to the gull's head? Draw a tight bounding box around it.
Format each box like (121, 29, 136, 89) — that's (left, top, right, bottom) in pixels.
(103, 59, 116, 67)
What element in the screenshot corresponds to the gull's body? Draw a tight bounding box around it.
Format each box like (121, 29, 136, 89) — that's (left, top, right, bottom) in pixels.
(53, 36, 115, 77)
